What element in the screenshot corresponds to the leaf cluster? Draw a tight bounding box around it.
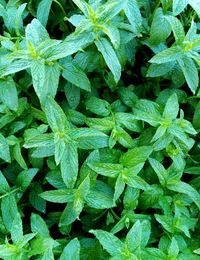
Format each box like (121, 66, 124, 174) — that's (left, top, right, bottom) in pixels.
(0, 0, 199, 259)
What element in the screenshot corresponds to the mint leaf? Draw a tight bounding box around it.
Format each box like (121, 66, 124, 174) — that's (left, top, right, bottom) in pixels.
(95, 37, 121, 82)
(60, 238, 80, 260)
(90, 229, 124, 256)
(37, 0, 52, 27)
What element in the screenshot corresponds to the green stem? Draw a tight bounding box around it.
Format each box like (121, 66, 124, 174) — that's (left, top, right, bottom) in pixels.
(0, 188, 21, 200)
(53, 0, 67, 16)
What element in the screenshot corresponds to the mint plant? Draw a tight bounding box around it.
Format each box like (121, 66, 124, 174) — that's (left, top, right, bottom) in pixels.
(0, 0, 199, 259)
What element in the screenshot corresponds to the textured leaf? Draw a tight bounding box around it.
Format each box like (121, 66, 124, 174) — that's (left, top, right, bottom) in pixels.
(120, 146, 153, 167)
(46, 32, 95, 61)
(124, 0, 142, 33)
(60, 144, 78, 188)
(70, 128, 109, 149)
(0, 77, 18, 111)
(177, 56, 199, 94)
(163, 93, 179, 120)
(165, 15, 185, 43)
(149, 8, 171, 44)
(40, 189, 75, 203)
(95, 37, 121, 82)
(167, 181, 200, 209)
(62, 62, 91, 91)
(0, 171, 10, 194)
(11, 213, 23, 244)
(90, 229, 124, 256)
(26, 19, 49, 46)
(31, 213, 50, 237)
(37, 0, 52, 27)
(1, 195, 18, 231)
(0, 133, 10, 162)
(16, 168, 39, 191)
(60, 238, 80, 260)
(150, 46, 182, 64)
(88, 162, 122, 177)
(173, 0, 188, 15)
(42, 96, 70, 132)
(189, 0, 200, 17)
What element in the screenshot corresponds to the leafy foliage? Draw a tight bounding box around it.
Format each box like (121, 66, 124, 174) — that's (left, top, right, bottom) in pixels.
(0, 0, 199, 259)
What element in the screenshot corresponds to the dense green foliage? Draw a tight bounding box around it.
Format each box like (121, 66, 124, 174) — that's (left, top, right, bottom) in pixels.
(0, 0, 200, 259)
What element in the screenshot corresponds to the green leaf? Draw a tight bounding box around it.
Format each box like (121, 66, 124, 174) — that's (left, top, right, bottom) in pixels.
(147, 62, 175, 77)
(11, 213, 23, 244)
(13, 142, 27, 170)
(163, 93, 179, 120)
(44, 62, 60, 98)
(60, 238, 80, 260)
(37, 0, 52, 27)
(0, 244, 17, 258)
(26, 19, 49, 46)
(64, 83, 80, 109)
(59, 201, 83, 226)
(168, 237, 179, 257)
(126, 220, 151, 251)
(86, 181, 114, 209)
(0, 171, 10, 194)
(165, 15, 185, 43)
(62, 62, 91, 91)
(177, 56, 199, 94)
(149, 8, 171, 45)
(63, 196, 85, 227)
(167, 181, 200, 209)
(54, 139, 66, 167)
(189, 0, 200, 17)
(86, 117, 114, 132)
(24, 133, 54, 149)
(0, 59, 32, 77)
(31, 60, 60, 101)
(124, 0, 142, 33)
(42, 248, 54, 260)
(1, 194, 18, 231)
(16, 168, 39, 191)
(134, 100, 161, 127)
(95, 37, 121, 82)
(60, 143, 78, 188)
(122, 170, 149, 190)
(194, 248, 200, 255)
(101, 25, 120, 49)
(31, 213, 50, 237)
(42, 96, 70, 132)
(40, 189, 75, 203)
(29, 183, 46, 213)
(87, 162, 122, 178)
(123, 187, 139, 210)
(149, 158, 167, 186)
(0, 77, 18, 111)
(120, 146, 153, 167)
(149, 46, 182, 64)
(72, 0, 90, 16)
(139, 185, 164, 210)
(46, 31, 95, 61)
(90, 229, 124, 256)
(114, 174, 125, 201)
(97, 1, 124, 22)
(141, 248, 167, 259)
(154, 214, 174, 233)
(70, 128, 109, 149)
(31, 59, 45, 100)
(85, 97, 110, 116)
(173, 0, 188, 15)
(193, 101, 200, 129)
(0, 133, 10, 162)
